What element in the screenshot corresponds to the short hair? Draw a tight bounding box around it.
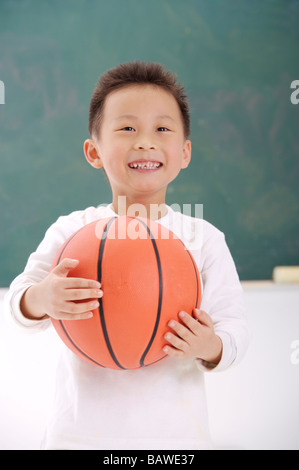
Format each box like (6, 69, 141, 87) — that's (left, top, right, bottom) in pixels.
(88, 61, 190, 139)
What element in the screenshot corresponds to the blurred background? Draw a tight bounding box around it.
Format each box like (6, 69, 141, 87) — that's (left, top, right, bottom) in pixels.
(0, 0, 298, 284)
(0, 0, 299, 450)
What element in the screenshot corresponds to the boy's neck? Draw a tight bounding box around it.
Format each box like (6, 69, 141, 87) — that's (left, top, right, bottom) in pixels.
(111, 194, 168, 220)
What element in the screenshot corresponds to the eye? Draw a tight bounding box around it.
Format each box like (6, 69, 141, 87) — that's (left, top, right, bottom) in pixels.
(120, 126, 135, 131)
(157, 127, 170, 132)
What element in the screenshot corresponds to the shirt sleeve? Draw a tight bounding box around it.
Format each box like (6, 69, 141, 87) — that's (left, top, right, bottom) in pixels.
(3, 213, 85, 332)
(195, 227, 250, 373)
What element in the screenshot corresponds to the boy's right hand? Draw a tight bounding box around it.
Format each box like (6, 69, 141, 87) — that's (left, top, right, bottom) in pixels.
(20, 258, 103, 321)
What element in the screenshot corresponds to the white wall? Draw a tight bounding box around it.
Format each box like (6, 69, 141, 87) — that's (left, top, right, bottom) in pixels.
(205, 282, 299, 450)
(1, 283, 299, 450)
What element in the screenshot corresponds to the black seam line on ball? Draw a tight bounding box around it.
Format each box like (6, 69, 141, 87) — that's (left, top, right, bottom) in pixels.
(136, 218, 163, 368)
(57, 225, 105, 367)
(181, 241, 201, 311)
(59, 321, 106, 367)
(57, 225, 86, 264)
(143, 353, 168, 367)
(97, 217, 126, 370)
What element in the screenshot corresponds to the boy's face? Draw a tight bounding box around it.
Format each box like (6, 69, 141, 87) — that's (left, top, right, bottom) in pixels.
(84, 84, 191, 206)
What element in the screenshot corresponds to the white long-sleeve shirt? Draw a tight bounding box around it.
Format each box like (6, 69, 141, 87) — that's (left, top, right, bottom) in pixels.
(4, 203, 249, 450)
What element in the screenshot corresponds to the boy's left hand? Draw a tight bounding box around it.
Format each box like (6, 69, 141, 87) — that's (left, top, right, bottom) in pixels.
(163, 309, 223, 365)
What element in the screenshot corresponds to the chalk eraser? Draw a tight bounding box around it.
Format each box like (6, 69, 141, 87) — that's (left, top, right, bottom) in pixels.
(272, 266, 299, 283)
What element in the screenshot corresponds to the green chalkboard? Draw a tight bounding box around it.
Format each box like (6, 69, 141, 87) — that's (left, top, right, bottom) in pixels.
(1, 0, 299, 285)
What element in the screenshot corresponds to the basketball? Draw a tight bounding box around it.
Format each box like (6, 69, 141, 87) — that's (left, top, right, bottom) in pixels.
(50, 216, 201, 370)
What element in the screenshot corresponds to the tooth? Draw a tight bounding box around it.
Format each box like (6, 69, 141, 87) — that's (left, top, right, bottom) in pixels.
(129, 162, 161, 169)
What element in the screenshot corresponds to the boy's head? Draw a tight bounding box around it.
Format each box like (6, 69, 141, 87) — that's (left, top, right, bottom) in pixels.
(84, 61, 191, 213)
(88, 61, 190, 140)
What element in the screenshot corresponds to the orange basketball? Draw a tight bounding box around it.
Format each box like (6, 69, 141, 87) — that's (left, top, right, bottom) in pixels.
(51, 216, 201, 370)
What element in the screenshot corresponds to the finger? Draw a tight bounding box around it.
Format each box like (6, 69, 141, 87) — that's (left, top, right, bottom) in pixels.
(164, 331, 188, 352)
(63, 277, 101, 289)
(163, 338, 185, 358)
(163, 344, 185, 358)
(167, 319, 192, 344)
(64, 299, 100, 315)
(63, 288, 103, 302)
(178, 311, 202, 334)
(54, 310, 94, 321)
(52, 258, 79, 277)
(194, 309, 213, 328)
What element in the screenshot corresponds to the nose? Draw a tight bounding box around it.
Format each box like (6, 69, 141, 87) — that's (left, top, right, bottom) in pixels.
(133, 139, 157, 151)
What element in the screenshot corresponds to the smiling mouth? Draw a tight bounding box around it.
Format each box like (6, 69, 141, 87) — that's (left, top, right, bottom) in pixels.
(128, 161, 162, 170)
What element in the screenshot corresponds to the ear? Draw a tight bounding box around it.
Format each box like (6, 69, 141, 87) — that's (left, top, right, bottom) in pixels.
(181, 139, 191, 169)
(83, 139, 103, 169)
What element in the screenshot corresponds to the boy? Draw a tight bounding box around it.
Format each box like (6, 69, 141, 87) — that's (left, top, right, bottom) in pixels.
(5, 61, 249, 450)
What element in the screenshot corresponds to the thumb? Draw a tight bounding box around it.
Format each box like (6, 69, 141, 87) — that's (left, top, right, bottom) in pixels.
(194, 309, 213, 328)
(52, 258, 79, 277)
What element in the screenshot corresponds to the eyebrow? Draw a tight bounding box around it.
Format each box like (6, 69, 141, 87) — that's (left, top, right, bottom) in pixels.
(114, 114, 176, 122)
